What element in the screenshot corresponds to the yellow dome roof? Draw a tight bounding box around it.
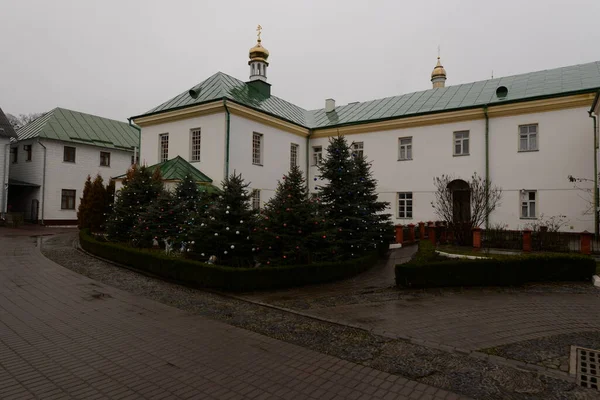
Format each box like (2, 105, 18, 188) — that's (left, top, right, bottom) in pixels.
(431, 57, 446, 79)
(249, 40, 269, 64)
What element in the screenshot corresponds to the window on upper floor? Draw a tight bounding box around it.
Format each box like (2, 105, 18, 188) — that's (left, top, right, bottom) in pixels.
(398, 137, 412, 161)
(453, 131, 469, 156)
(190, 128, 201, 162)
(351, 141, 364, 158)
(398, 192, 413, 219)
(290, 143, 299, 169)
(10, 147, 17, 163)
(61, 189, 76, 210)
(252, 189, 261, 210)
(520, 190, 537, 219)
(63, 146, 76, 163)
(100, 151, 111, 167)
(252, 132, 263, 166)
(24, 145, 32, 161)
(159, 133, 169, 163)
(519, 124, 538, 152)
(312, 146, 323, 166)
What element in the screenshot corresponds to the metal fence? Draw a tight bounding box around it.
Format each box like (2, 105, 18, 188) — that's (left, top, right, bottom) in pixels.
(481, 229, 523, 250)
(532, 231, 580, 253)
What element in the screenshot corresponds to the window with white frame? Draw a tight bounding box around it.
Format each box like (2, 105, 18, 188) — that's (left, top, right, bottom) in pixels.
(351, 141, 364, 158)
(190, 128, 201, 162)
(252, 132, 263, 165)
(100, 151, 110, 167)
(252, 189, 261, 210)
(521, 190, 537, 218)
(290, 143, 299, 168)
(159, 133, 169, 163)
(398, 137, 412, 160)
(519, 124, 538, 151)
(61, 189, 76, 210)
(397, 192, 413, 219)
(312, 146, 323, 166)
(453, 131, 469, 156)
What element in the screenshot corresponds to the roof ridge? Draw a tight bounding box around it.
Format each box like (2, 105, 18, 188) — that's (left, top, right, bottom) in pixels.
(53, 107, 131, 126)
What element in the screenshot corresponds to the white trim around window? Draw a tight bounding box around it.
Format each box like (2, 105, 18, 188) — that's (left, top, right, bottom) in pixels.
(252, 189, 261, 210)
(520, 190, 537, 219)
(312, 146, 323, 166)
(190, 128, 201, 162)
(290, 143, 299, 168)
(252, 132, 263, 166)
(351, 141, 364, 158)
(398, 137, 412, 161)
(453, 130, 470, 156)
(159, 133, 169, 163)
(397, 192, 413, 219)
(518, 124, 538, 152)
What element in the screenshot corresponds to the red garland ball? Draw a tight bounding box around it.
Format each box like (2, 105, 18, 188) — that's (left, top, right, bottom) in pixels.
(322, 235, 327, 239)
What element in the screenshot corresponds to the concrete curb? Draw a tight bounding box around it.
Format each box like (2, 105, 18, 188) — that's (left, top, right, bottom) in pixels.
(70, 236, 575, 384)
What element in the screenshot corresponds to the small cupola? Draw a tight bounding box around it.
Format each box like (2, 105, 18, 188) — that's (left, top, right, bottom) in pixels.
(249, 25, 269, 82)
(431, 56, 447, 88)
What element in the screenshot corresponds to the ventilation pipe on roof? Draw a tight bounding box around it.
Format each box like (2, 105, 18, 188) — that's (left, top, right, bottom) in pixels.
(189, 86, 201, 99)
(325, 99, 336, 113)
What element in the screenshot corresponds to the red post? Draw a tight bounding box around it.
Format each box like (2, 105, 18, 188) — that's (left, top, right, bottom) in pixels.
(581, 231, 592, 255)
(394, 225, 403, 244)
(408, 223, 416, 242)
(440, 222, 447, 244)
(428, 222, 436, 245)
(472, 227, 482, 249)
(419, 222, 425, 239)
(523, 229, 532, 252)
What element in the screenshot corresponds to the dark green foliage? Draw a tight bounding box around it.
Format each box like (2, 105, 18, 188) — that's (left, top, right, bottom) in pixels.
(258, 165, 319, 265)
(396, 241, 596, 288)
(105, 165, 164, 242)
(190, 172, 257, 267)
(133, 190, 176, 248)
(80, 229, 378, 291)
(315, 136, 392, 260)
(77, 175, 93, 230)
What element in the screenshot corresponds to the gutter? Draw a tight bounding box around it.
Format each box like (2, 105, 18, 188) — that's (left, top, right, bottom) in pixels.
(223, 99, 231, 177)
(589, 110, 598, 236)
(127, 118, 141, 164)
(2, 142, 9, 215)
(38, 140, 47, 224)
(484, 105, 490, 229)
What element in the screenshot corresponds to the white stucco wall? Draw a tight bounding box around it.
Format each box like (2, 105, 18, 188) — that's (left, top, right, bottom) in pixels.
(9, 139, 133, 222)
(228, 114, 308, 206)
(309, 106, 595, 232)
(139, 112, 226, 185)
(0, 137, 9, 214)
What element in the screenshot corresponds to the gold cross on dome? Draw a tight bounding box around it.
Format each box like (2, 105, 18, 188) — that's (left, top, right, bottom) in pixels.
(257, 24, 262, 41)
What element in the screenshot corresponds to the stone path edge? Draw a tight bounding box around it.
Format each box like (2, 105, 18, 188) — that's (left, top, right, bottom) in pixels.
(72, 237, 575, 384)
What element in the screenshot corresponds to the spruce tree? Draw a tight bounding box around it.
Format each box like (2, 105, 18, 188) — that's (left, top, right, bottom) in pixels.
(105, 165, 164, 242)
(190, 173, 257, 267)
(133, 190, 176, 248)
(88, 175, 108, 232)
(77, 175, 93, 230)
(352, 154, 394, 252)
(258, 165, 317, 265)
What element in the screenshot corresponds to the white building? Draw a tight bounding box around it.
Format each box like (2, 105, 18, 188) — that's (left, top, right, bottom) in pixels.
(0, 107, 18, 217)
(131, 31, 600, 233)
(9, 107, 139, 225)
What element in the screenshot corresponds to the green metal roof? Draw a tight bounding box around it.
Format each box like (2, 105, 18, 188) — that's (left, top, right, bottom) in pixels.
(16, 107, 138, 150)
(134, 61, 600, 129)
(0, 107, 17, 138)
(115, 156, 214, 183)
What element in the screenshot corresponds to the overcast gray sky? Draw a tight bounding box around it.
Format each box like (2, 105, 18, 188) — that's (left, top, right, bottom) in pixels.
(1, 0, 599, 121)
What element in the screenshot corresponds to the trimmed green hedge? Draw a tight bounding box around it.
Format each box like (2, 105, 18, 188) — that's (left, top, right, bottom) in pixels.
(396, 240, 595, 288)
(80, 230, 378, 292)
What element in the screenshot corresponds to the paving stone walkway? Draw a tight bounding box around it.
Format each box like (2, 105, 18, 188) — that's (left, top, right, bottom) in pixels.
(0, 233, 466, 399)
(242, 246, 600, 352)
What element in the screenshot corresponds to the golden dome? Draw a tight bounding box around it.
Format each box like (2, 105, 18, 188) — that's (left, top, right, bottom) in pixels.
(431, 57, 446, 79)
(249, 40, 269, 65)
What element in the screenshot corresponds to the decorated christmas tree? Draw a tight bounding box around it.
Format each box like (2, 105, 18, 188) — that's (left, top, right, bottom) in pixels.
(315, 136, 390, 259)
(352, 153, 394, 252)
(258, 164, 318, 265)
(190, 172, 257, 267)
(105, 165, 164, 242)
(77, 175, 93, 230)
(133, 190, 176, 248)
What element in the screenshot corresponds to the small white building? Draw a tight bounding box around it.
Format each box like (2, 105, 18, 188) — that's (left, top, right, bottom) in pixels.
(0, 107, 18, 217)
(131, 30, 600, 233)
(9, 107, 139, 225)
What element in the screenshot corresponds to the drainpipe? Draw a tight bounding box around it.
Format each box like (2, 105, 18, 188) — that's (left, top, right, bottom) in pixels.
(223, 99, 231, 177)
(127, 118, 141, 164)
(38, 140, 47, 225)
(589, 110, 598, 236)
(484, 105, 490, 229)
(306, 130, 312, 190)
(2, 142, 9, 215)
